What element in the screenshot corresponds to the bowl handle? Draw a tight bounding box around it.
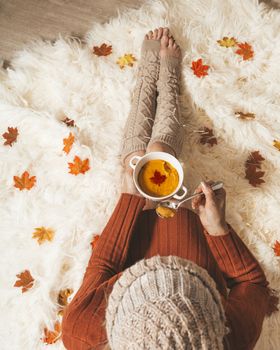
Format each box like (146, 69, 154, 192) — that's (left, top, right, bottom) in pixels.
(129, 155, 142, 170)
(173, 185, 188, 200)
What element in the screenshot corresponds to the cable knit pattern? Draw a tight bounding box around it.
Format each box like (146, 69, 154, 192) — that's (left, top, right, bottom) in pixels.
(120, 39, 160, 164)
(149, 55, 185, 158)
(105, 255, 228, 350)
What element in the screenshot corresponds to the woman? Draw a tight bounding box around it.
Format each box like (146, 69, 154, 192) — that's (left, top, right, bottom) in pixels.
(61, 27, 278, 350)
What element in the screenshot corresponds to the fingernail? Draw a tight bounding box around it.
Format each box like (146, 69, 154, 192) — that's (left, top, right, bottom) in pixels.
(201, 181, 206, 189)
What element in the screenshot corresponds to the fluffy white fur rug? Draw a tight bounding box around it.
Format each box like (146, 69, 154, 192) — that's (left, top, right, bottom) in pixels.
(1, 0, 279, 348)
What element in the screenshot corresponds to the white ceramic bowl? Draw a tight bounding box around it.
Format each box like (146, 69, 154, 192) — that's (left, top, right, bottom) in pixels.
(129, 151, 187, 201)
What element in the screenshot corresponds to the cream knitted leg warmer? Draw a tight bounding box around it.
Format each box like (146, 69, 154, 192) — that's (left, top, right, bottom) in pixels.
(120, 39, 160, 165)
(148, 55, 185, 158)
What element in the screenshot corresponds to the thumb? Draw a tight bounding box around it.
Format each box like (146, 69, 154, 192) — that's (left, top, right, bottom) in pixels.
(200, 181, 215, 203)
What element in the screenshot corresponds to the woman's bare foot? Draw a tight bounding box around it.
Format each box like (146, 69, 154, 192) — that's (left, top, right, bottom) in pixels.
(159, 28, 181, 60)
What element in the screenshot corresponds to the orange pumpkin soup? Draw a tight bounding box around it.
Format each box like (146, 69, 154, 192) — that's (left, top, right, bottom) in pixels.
(138, 159, 179, 197)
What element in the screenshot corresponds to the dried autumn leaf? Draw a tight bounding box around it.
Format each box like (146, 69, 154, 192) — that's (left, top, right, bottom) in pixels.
(245, 151, 265, 187)
(2, 126, 18, 146)
(91, 235, 100, 250)
(63, 132, 74, 154)
(191, 58, 209, 78)
(217, 36, 237, 48)
(14, 171, 36, 191)
(246, 150, 265, 169)
(235, 42, 254, 60)
(245, 166, 265, 187)
(32, 227, 55, 245)
(68, 155, 90, 175)
(273, 240, 280, 256)
(43, 321, 61, 344)
(58, 288, 73, 306)
(198, 127, 218, 146)
(273, 140, 280, 151)
(116, 54, 137, 69)
(235, 112, 255, 120)
(93, 43, 112, 56)
(14, 270, 34, 293)
(62, 117, 75, 127)
(150, 170, 167, 186)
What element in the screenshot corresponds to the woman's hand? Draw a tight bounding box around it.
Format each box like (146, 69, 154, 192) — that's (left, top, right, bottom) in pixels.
(192, 181, 229, 236)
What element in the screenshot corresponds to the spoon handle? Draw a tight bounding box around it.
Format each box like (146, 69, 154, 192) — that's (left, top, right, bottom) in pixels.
(177, 181, 223, 207)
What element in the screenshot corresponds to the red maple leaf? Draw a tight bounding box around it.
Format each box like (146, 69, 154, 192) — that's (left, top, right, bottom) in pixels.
(191, 58, 209, 78)
(150, 170, 166, 186)
(273, 240, 280, 256)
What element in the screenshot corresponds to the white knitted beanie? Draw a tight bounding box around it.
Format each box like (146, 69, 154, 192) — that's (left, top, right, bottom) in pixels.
(105, 255, 229, 350)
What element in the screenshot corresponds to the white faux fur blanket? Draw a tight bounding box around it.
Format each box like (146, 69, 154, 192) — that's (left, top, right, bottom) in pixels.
(1, 0, 279, 348)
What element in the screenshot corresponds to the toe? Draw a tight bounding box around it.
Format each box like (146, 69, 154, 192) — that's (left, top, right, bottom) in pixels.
(148, 30, 153, 39)
(168, 37, 174, 47)
(163, 27, 169, 36)
(145, 34, 148, 40)
(153, 29, 158, 39)
(158, 27, 163, 39)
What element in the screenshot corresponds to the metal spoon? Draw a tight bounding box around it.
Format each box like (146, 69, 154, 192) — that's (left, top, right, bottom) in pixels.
(156, 181, 223, 218)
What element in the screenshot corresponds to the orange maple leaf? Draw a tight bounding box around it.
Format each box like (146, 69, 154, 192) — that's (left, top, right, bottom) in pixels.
(2, 126, 19, 146)
(68, 155, 90, 175)
(191, 58, 209, 78)
(14, 270, 34, 293)
(91, 235, 100, 250)
(32, 227, 55, 245)
(273, 240, 280, 256)
(62, 117, 75, 127)
(198, 127, 218, 146)
(14, 171, 36, 191)
(63, 132, 74, 154)
(42, 321, 61, 344)
(93, 43, 113, 56)
(235, 42, 254, 60)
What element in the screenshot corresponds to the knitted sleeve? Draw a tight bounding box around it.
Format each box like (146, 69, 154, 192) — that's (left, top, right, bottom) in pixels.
(203, 223, 268, 288)
(203, 223, 279, 349)
(61, 193, 146, 350)
(83, 193, 146, 282)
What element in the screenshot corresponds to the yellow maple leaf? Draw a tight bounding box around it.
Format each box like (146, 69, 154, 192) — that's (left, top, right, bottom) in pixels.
(273, 140, 280, 151)
(217, 36, 237, 48)
(32, 227, 55, 245)
(57, 288, 73, 316)
(116, 53, 137, 69)
(63, 132, 74, 154)
(68, 155, 90, 175)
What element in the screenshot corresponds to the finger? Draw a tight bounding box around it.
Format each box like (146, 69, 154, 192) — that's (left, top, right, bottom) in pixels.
(200, 181, 216, 203)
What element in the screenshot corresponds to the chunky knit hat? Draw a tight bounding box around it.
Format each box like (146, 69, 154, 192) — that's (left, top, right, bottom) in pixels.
(105, 255, 229, 350)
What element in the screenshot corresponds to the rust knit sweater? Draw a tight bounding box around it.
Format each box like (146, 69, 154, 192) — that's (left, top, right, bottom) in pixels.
(62, 193, 278, 350)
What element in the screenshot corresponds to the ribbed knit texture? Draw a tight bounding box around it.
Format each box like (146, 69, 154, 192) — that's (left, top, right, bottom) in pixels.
(120, 39, 160, 165)
(105, 255, 228, 350)
(61, 193, 278, 350)
(149, 55, 185, 158)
